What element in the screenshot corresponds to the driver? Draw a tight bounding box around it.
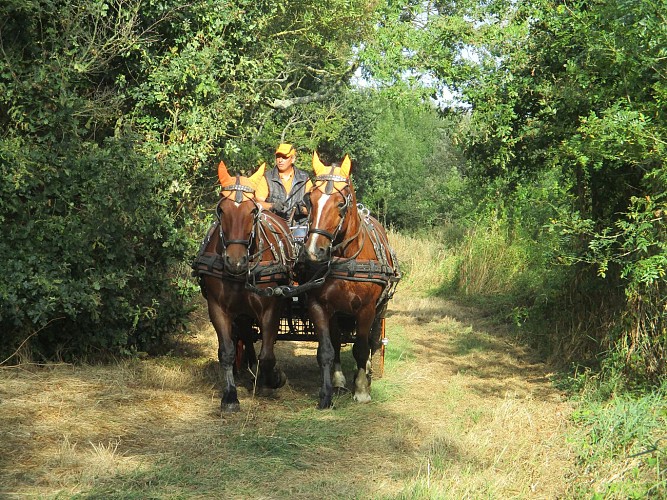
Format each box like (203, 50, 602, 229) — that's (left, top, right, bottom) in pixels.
(255, 143, 312, 224)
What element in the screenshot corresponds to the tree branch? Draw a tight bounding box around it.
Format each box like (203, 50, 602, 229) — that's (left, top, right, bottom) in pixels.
(266, 62, 358, 110)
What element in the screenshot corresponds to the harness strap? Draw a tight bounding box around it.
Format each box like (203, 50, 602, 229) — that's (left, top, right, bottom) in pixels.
(191, 252, 291, 283)
(309, 227, 336, 241)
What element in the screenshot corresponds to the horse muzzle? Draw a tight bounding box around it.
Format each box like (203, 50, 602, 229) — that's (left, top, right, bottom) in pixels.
(302, 237, 331, 263)
(223, 254, 249, 275)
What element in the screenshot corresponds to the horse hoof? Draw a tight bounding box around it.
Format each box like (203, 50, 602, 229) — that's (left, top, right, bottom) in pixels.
(318, 395, 334, 409)
(353, 392, 372, 403)
(262, 369, 286, 390)
(275, 370, 287, 389)
(332, 371, 346, 389)
(221, 401, 240, 413)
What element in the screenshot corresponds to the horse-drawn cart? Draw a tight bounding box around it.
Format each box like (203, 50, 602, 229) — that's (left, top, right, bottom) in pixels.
(213, 222, 391, 379)
(192, 155, 400, 411)
(237, 290, 389, 377)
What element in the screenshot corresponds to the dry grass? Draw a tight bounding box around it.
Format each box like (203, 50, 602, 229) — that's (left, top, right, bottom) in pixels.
(0, 234, 579, 499)
(378, 294, 575, 499)
(388, 228, 458, 293)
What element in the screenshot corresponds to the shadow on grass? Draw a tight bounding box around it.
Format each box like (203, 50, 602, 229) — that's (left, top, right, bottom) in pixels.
(0, 291, 567, 499)
(32, 339, 470, 500)
(389, 296, 563, 402)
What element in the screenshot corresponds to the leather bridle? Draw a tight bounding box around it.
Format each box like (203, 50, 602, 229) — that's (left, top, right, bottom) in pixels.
(305, 173, 352, 243)
(216, 180, 261, 267)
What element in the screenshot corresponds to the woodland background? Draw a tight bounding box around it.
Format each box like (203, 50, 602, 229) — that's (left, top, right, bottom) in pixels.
(1, 0, 665, 393)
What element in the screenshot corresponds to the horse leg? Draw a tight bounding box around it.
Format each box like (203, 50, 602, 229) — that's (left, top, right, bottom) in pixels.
(207, 299, 240, 412)
(352, 307, 375, 403)
(331, 319, 346, 391)
(310, 302, 335, 409)
(257, 306, 286, 390)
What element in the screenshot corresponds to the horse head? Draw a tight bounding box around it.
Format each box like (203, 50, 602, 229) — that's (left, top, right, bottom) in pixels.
(302, 151, 355, 263)
(216, 161, 266, 275)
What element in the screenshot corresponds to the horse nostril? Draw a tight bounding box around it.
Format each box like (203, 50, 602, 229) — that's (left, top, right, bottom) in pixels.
(324, 247, 331, 259)
(313, 246, 330, 262)
(223, 254, 248, 274)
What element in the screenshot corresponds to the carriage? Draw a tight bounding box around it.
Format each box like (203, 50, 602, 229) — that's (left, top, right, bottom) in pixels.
(192, 154, 401, 411)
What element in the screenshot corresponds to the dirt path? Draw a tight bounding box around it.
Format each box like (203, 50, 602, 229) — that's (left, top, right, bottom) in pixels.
(0, 293, 577, 499)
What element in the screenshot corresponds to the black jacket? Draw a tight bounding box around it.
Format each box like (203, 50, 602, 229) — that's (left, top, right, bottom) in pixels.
(265, 166, 310, 222)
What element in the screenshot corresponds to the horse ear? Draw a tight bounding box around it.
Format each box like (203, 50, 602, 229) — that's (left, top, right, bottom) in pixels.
(248, 162, 266, 188)
(217, 160, 233, 186)
(340, 154, 352, 177)
(312, 151, 326, 176)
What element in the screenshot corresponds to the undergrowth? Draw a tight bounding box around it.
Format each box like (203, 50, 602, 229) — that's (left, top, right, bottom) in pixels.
(565, 374, 667, 498)
(396, 224, 667, 498)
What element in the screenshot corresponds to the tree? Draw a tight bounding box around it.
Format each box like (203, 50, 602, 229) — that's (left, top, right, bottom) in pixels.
(0, 0, 385, 360)
(323, 90, 467, 228)
(413, 0, 667, 378)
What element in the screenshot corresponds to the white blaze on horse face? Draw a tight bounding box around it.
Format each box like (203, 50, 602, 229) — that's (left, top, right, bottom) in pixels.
(305, 192, 333, 257)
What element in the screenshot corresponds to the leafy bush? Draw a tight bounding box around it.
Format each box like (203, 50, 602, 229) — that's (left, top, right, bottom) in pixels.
(0, 0, 381, 363)
(0, 136, 191, 360)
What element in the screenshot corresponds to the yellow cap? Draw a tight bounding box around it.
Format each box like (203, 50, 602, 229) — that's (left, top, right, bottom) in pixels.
(275, 143, 295, 156)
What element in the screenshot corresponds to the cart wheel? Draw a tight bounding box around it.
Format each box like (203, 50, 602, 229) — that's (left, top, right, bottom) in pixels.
(371, 318, 386, 379)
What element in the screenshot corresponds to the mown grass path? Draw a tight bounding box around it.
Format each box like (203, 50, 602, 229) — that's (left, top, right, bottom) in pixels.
(0, 292, 576, 499)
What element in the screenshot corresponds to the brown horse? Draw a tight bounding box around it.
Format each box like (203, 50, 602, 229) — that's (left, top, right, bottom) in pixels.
(192, 161, 296, 412)
(299, 152, 401, 409)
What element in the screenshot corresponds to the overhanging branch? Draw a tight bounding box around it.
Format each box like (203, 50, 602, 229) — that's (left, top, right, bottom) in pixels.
(266, 62, 358, 110)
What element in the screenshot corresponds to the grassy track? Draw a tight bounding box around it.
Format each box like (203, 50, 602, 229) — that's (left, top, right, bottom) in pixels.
(0, 289, 577, 499)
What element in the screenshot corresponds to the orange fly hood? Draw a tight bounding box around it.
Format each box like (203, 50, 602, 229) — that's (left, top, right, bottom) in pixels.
(218, 160, 266, 203)
(311, 151, 351, 194)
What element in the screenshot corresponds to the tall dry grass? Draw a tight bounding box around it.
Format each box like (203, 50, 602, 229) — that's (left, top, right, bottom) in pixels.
(388, 226, 460, 294)
(389, 223, 546, 306)
(455, 226, 533, 296)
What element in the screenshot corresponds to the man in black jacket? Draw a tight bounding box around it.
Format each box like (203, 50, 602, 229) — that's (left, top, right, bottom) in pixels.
(256, 143, 312, 224)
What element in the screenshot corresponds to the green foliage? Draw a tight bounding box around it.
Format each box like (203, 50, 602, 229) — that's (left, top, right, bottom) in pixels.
(0, 136, 190, 359)
(568, 379, 667, 498)
(369, 0, 667, 379)
(3, 0, 665, 385)
(126, 0, 376, 178)
(0, 0, 381, 361)
(326, 91, 469, 228)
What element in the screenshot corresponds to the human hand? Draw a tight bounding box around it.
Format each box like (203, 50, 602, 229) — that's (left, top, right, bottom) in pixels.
(272, 200, 286, 212)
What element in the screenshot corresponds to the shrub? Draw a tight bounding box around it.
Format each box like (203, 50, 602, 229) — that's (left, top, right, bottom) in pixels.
(0, 136, 192, 361)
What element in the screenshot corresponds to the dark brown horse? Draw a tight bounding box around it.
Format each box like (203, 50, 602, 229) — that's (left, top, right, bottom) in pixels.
(299, 152, 401, 409)
(192, 161, 296, 412)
